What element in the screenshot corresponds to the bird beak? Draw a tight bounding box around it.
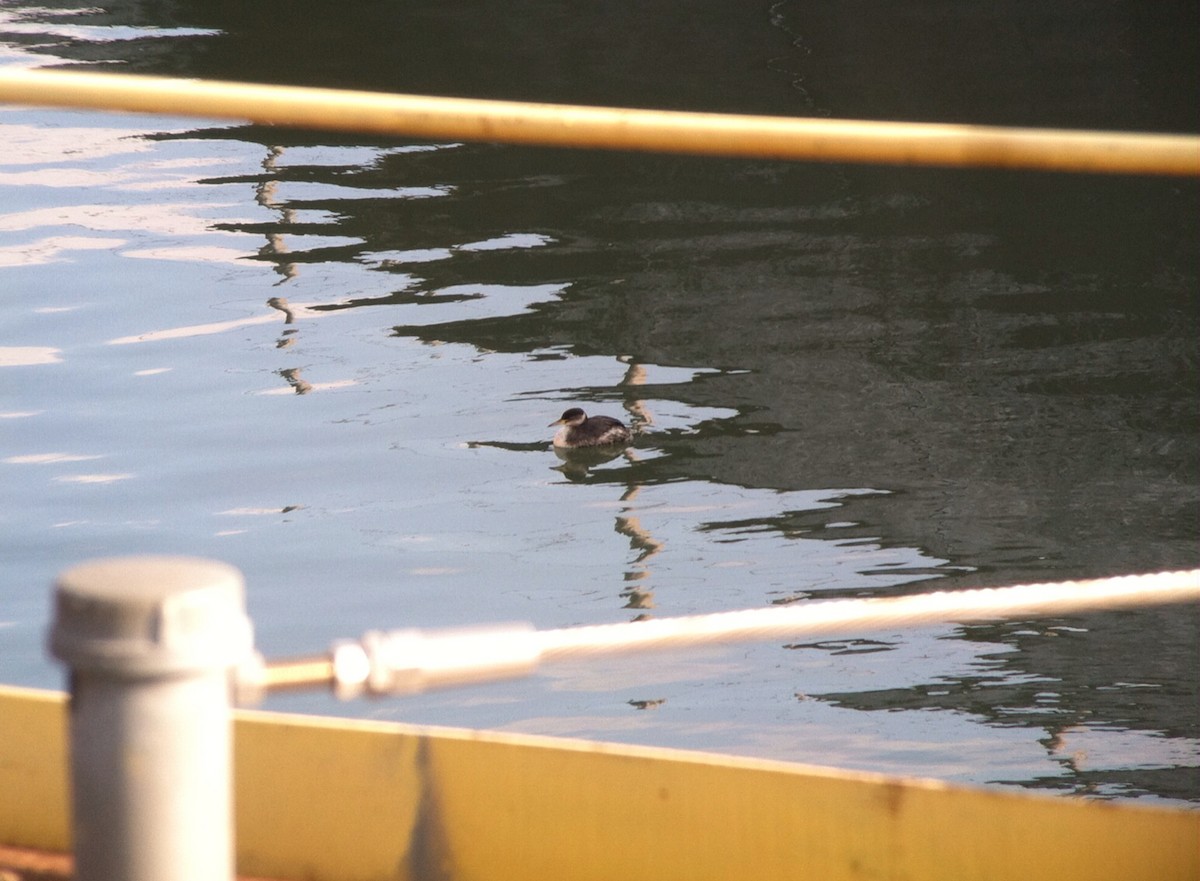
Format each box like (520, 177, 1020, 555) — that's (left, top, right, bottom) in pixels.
(548, 418, 564, 427)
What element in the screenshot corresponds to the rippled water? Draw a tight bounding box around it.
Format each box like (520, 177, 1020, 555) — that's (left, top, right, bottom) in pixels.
(1, 3, 1197, 804)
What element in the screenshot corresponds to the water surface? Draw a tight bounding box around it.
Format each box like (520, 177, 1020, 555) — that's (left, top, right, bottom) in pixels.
(1, 2, 1197, 804)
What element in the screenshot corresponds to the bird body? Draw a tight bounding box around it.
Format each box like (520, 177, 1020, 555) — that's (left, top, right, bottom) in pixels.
(549, 408, 632, 449)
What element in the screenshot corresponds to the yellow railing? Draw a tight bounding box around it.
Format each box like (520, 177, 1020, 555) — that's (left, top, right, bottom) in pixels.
(1, 68, 1198, 176)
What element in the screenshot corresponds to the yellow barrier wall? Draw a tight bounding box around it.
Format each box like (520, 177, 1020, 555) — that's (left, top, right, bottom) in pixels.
(2, 686, 1196, 881)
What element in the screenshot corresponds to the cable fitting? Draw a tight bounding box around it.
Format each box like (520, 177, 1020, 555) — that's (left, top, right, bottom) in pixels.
(330, 623, 541, 699)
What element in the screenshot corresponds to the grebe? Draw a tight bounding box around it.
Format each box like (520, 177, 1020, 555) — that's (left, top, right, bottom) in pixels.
(549, 408, 632, 449)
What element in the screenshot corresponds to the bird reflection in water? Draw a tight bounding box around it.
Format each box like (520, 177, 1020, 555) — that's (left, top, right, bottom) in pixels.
(552, 358, 664, 619)
(550, 441, 630, 476)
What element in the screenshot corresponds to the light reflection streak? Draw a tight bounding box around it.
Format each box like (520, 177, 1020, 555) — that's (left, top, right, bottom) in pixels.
(219, 507, 300, 516)
(0, 168, 131, 187)
(0, 120, 160, 166)
(121, 246, 255, 264)
(106, 309, 316, 345)
(257, 378, 359, 396)
(0, 10, 219, 43)
(0, 346, 63, 366)
(4, 452, 103, 465)
(52, 473, 134, 485)
(0, 203, 237, 236)
(374, 233, 554, 268)
(0, 236, 124, 267)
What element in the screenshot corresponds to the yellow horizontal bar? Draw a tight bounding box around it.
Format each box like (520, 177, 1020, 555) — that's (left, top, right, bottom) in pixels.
(1, 68, 1198, 176)
(2, 685, 1197, 881)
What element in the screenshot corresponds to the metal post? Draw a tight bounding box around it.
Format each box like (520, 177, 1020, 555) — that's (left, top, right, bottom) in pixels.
(48, 556, 254, 881)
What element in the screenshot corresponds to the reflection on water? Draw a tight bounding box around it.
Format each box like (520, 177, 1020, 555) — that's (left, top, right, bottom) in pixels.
(814, 607, 1200, 800)
(0, 3, 1197, 803)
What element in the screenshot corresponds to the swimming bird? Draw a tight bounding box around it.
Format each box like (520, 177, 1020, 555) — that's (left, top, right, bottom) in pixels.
(549, 408, 632, 449)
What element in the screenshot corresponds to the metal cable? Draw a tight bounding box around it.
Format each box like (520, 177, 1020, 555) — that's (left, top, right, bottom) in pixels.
(533, 569, 1200, 660)
(251, 569, 1199, 700)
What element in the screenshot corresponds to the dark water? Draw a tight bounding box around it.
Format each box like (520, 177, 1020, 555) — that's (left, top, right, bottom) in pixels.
(1, 2, 1197, 803)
